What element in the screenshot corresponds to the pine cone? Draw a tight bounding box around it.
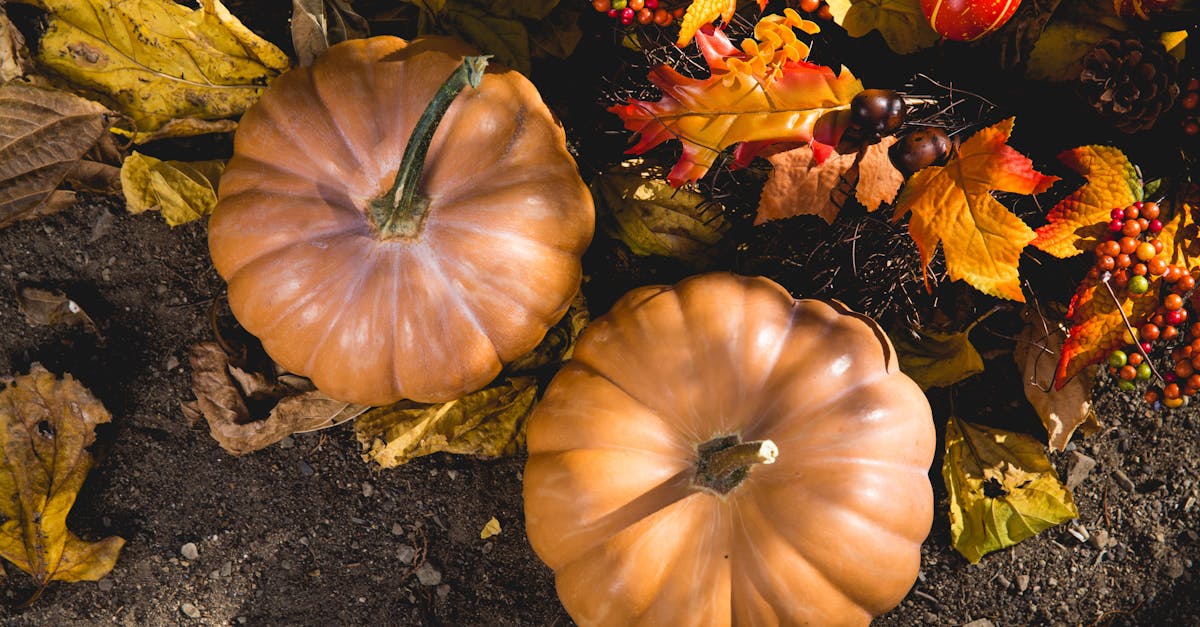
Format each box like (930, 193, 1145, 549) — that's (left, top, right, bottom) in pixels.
(1079, 38, 1181, 133)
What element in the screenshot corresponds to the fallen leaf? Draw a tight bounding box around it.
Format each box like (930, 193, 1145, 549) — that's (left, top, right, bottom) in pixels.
(505, 291, 588, 373)
(66, 160, 122, 195)
(609, 11, 861, 186)
(15, 285, 99, 335)
(1015, 307, 1099, 451)
(356, 377, 538, 468)
(291, 0, 369, 67)
(891, 310, 993, 390)
(13, 0, 290, 142)
(120, 152, 225, 226)
(530, 6, 583, 60)
(827, 0, 940, 55)
(434, 1, 530, 74)
(0, 364, 124, 592)
(1025, 20, 1115, 81)
(893, 118, 1059, 302)
(755, 137, 902, 224)
(592, 166, 728, 265)
(0, 83, 111, 230)
(0, 10, 34, 82)
(187, 343, 367, 455)
(943, 414, 1078, 564)
(480, 517, 501, 539)
(1032, 145, 1142, 258)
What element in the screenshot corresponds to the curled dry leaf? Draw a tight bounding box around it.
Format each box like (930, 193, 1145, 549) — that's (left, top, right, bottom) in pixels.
(186, 343, 367, 455)
(1015, 307, 1099, 451)
(15, 285, 99, 336)
(0, 364, 124, 592)
(943, 414, 1078, 564)
(11, 0, 290, 142)
(592, 166, 728, 266)
(504, 291, 588, 374)
(121, 153, 225, 227)
(0, 83, 111, 230)
(755, 137, 902, 225)
(0, 9, 34, 82)
(890, 312, 991, 390)
(355, 377, 538, 468)
(291, 0, 369, 67)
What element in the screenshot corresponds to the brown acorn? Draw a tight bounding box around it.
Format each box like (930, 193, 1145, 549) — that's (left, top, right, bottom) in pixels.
(889, 126, 953, 177)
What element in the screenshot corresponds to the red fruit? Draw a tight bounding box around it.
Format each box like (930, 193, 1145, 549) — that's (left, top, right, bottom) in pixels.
(1167, 308, 1188, 326)
(1111, 207, 1127, 221)
(607, 8, 619, 18)
(645, 0, 658, 8)
(1149, 219, 1164, 234)
(921, 0, 1022, 42)
(1109, 219, 1125, 233)
(1141, 341, 1154, 354)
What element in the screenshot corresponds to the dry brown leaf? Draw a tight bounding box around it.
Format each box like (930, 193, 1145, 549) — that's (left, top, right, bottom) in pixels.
(0, 364, 124, 592)
(1015, 307, 1099, 451)
(0, 10, 33, 82)
(0, 84, 111, 229)
(291, 0, 369, 67)
(15, 285, 99, 335)
(755, 138, 902, 225)
(187, 343, 366, 455)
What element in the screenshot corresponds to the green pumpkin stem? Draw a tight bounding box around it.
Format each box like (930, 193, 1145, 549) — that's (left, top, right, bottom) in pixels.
(370, 55, 491, 239)
(694, 437, 778, 494)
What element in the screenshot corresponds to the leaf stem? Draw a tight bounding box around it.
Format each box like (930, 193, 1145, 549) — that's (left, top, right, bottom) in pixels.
(693, 436, 777, 494)
(369, 55, 490, 239)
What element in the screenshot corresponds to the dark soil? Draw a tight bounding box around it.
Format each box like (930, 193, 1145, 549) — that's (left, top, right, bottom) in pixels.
(2, 1, 1200, 625)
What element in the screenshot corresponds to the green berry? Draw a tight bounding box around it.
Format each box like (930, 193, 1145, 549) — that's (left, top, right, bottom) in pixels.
(1118, 379, 1137, 391)
(1107, 350, 1128, 368)
(612, 0, 627, 8)
(1128, 274, 1150, 294)
(1136, 363, 1152, 380)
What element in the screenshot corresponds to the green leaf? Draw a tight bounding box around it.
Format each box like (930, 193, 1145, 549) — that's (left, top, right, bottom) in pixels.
(592, 165, 728, 266)
(121, 153, 225, 226)
(891, 310, 994, 390)
(943, 415, 1079, 563)
(505, 292, 588, 373)
(355, 377, 538, 468)
(831, 0, 940, 55)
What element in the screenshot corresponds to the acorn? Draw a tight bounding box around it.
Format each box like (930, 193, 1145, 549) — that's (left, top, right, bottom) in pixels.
(889, 126, 953, 177)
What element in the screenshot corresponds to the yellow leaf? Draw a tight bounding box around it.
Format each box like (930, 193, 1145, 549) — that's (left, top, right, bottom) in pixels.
(121, 152, 225, 227)
(837, 0, 940, 55)
(891, 309, 993, 390)
(480, 517, 502, 539)
(894, 118, 1059, 302)
(1015, 308, 1099, 452)
(943, 415, 1078, 564)
(677, 0, 736, 47)
(1025, 20, 1115, 82)
(14, 0, 290, 142)
(355, 378, 538, 468)
(756, 137, 902, 225)
(1031, 145, 1142, 258)
(0, 364, 124, 588)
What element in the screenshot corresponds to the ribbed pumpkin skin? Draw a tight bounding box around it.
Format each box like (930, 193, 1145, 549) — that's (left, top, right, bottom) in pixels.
(208, 36, 594, 406)
(524, 273, 934, 626)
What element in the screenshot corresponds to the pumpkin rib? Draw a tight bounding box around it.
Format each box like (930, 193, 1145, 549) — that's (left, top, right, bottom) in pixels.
(418, 241, 502, 366)
(298, 257, 379, 378)
(212, 213, 365, 278)
(309, 45, 387, 166)
(300, 68, 370, 177)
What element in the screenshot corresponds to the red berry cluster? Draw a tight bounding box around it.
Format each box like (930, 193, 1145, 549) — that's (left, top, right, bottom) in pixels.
(591, 0, 680, 26)
(1182, 77, 1199, 137)
(1097, 201, 1200, 408)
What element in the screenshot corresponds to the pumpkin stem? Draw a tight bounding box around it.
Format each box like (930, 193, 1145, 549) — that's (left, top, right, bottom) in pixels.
(370, 54, 491, 239)
(694, 436, 778, 494)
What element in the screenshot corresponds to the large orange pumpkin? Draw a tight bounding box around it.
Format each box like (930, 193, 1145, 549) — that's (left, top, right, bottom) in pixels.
(524, 273, 934, 626)
(208, 37, 593, 406)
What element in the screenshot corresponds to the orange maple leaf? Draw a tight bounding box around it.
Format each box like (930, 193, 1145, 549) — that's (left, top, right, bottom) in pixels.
(1032, 145, 1143, 258)
(892, 118, 1059, 302)
(609, 10, 860, 186)
(677, 0, 769, 47)
(755, 136, 903, 224)
(1056, 209, 1200, 387)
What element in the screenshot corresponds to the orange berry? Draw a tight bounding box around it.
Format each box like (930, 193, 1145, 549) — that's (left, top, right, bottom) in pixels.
(637, 7, 653, 22)
(1175, 360, 1195, 378)
(1120, 365, 1138, 380)
(1163, 325, 1179, 341)
(1128, 352, 1144, 366)
(1132, 263, 1148, 276)
(1153, 238, 1165, 254)
(1122, 220, 1142, 237)
(1165, 293, 1184, 310)
(1116, 253, 1132, 269)
(1142, 202, 1160, 220)
(1141, 323, 1161, 341)
(1135, 241, 1156, 261)
(1124, 206, 1139, 220)
(799, 0, 820, 11)
(1148, 257, 1168, 275)
(1145, 390, 1160, 404)
(1165, 383, 1181, 399)
(593, 0, 611, 11)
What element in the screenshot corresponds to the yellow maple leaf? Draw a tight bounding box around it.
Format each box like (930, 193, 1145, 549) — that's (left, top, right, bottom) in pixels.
(893, 118, 1059, 302)
(14, 0, 290, 142)
(1032, 145, 1142, 258)
(0, 364, 124, 598)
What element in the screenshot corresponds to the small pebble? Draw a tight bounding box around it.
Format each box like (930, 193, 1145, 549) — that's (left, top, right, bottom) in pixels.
(278, 436, 295, 449)
(236, 617, 248, 624)
(1166, 561, 1185, 579)
(362, 482, 375, 498)
(397, 544, 416, 564)
(97, 578, 113, 592)
(1066, 452, 1097, 489)
(1089, 529, 1111, 549)
(923, 613, 939, 624)
(996, 574, 1011, 588)
(962, 620, 995, 627)
(392, 523, 404, 536)
(180, 603, 201, 619)
(209, 570, 221, 580)
(221, 561, 233, 577)
(1113, 470, 1136, 493)
(298, 460, 315, 476)
(181, 542, 199, 561)
(437, 584, 451, 600)
(446, 470, 458, 480)
(414, 561, 442, 586)
(1017, 574, 1030, 592)
(165, 355, 180, 371)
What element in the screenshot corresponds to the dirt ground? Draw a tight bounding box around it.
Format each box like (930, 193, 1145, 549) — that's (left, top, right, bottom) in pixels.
(2, 3, 1200, 626)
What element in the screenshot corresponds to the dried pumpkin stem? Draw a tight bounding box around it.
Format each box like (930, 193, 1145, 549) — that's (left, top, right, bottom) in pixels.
(371, 54, 491, 239)
(694, 437, 778, 494)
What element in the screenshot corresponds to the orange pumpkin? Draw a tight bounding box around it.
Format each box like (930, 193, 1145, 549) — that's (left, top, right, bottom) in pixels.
(524, 273, 934, 626)
(208, 37, 594, 405)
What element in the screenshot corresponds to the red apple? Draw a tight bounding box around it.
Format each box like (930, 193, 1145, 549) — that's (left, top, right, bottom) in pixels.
(921, 0, 1022, 41)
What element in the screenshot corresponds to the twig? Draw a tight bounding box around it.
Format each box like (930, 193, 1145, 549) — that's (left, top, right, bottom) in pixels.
(1099, 272, 1165, 385)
